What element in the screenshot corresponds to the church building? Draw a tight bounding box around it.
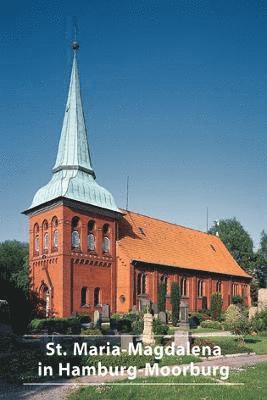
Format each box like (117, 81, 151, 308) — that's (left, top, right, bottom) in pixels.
(23, 43, 251, 318)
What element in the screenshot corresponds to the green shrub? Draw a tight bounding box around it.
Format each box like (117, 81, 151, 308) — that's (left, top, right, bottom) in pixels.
(232, 295, 243, 305)
(81, 328, 102, 336)
(251, 310, 267, 332)
(200, 320, 222, 330)
(170, 282, 180, 326)
(131, 319, 144, 335)
(189, 312, 211, 328)
(153, 319, 168, 336)
(158, 283, 166, 312)
(76, 314, 91, 324)
(84, 353, 154, 369)
(224, 304, 241, 330)
(210, 292, 223, 321)
(29, 317, 81, 334)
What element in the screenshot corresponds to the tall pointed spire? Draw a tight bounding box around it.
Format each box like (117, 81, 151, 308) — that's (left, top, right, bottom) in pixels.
(53, 42, 95, 178)
(26, 41, 119, 213)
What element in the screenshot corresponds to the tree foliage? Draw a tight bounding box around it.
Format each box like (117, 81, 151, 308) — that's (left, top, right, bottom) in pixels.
(210, 292, 223, 321)
(0, 241, 29, 293)
(170, 282, 180, 326)
(209, 218, 253, 272)
(158, 283, 166, 312)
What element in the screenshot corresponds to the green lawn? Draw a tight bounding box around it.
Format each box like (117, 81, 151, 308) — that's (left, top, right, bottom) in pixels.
(168, 326, 224, 334)
(211, 336, 267, 355)
(68, 362, 267, 400)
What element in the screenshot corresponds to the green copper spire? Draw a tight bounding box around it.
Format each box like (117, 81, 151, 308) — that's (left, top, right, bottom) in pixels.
(53, 43, 95, 177)
(27, 42, 119, 213)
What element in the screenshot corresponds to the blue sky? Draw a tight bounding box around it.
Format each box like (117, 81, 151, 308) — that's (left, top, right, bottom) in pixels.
(0, 0, 267, 247)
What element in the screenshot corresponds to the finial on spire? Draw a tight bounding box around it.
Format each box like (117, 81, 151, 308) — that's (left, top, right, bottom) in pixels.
(72, 41, 79, 51)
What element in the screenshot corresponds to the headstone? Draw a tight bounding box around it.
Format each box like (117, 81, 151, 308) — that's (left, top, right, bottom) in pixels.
(132, 305, 138, 314)
(258, 288, 267, 312)
(179, 301, 189, 329)
(93, 310, 100, 326)
(174, 330, 190, 349)
(249, 306, 258, 320)
(102, 304, 110, 319)
(151, 303, 158, 315)
(140, 298, 150, 312)
(159, 311, 167, 324)
(121, 334, 133, 351)
(142, 313, 155, 345)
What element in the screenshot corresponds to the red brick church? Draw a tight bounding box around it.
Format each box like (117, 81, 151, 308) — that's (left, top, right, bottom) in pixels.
(23, 43, 251, 318)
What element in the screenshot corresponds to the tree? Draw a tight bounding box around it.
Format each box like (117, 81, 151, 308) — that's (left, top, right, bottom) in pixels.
(158, 283, 166, 312)
(209, 218, 253, 273)
(0, 241, 28, 290)
(171, 282, 180, 326)
(210, 292, 223, 321)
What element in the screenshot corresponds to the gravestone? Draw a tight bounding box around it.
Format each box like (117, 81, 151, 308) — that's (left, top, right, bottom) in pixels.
(140, 298, 151, 312)
(102, 304, 110, 319)
(159, 311, 167, 324)
(249, 306, 258, 320)
(93, 310, 100, 326)
(258, 288, 267, 312)
(179, 301, 189, 329)
(121, 335, 133, 351)
(151, 303, 158, 315)
(142, 313, 155, 345)
(174, 330, 190, 349)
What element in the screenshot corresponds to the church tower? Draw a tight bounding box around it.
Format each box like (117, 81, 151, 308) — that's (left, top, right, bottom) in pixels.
(24, 42, 121, 318)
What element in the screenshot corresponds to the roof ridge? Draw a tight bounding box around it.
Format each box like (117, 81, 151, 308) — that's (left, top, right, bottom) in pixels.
(119, 208, 215, 238)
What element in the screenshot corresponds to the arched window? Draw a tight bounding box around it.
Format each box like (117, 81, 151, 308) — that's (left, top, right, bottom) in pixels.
(33, 223, 40, 255)
(53, 230, 58, 249)
(197, 280, 204, 297)
(232, 283, 239, 296)
(71, 217, 80, 249)
(94, 287, 100, 306)
(35, 236, 39, 252)
(40, 283, 50, 317)
(42, 220, 48, 231)
(87, 220, 96, 251)
(81, 287, 88, 306)
(102, 224, 111, 254)
(103, 236, 110, 253)
(160, 275, 168, 293)
(137, 273, 146, 295)
(43, 232, 49, 250)
(52, 217, 59, 251)
(180, 277, 187, 297)
(216, 281, 222, 293)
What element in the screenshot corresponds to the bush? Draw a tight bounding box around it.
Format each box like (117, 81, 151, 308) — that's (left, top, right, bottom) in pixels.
(210, 293, 223, 321)
(131, 319, 144, 335)
(224, 304, 241, 330)
(200, 320, 222, 330)
(84, 353, 154, 369)
(29, 317, 81, 334)
(170, 282, 180, 326)
(189, 312, 211, 328)
(81, 328, 102, 336)
(232, 295, 243, 305)
(76, 314, 91, 324)
(158, 283, 166, 312)
(229, 314, 251, 341)
(153, 318, 168, 336)
(251, 310, 267, 333)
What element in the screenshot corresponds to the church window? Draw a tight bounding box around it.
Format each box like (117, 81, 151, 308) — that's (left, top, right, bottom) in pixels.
(88, 220, 96, 251)
(216, 281, 222, 293)
(43, 232, 49, 250)
(53, 230, 58, 249)
(81, 287, 88, 306)
(197, 280, 204, 297)
(94, 287, 101, 306)
(137, 273, 146, 295)
(181, 277, 187, 297)
(103, 236, 110, 253)
(71, 217, 81, 249)
(35, 236, 39, 252)
(72, 231, 80, 248)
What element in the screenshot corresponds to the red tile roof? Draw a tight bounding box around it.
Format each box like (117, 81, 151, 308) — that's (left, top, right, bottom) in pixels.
(117, 210, 251, 279)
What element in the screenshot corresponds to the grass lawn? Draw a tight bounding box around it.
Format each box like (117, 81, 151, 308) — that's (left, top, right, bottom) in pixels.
(68, 362, 267, 400)
(211, 336, 267, 355)
(168, 326, 223, 334)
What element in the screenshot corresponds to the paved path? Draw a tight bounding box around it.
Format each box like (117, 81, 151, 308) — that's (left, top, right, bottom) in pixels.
(0, 354, 267, 400)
